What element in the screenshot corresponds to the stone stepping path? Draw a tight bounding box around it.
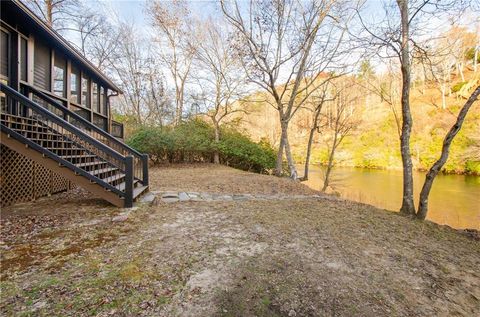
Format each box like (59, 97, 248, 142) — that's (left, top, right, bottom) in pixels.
(150, 191, 329, 203)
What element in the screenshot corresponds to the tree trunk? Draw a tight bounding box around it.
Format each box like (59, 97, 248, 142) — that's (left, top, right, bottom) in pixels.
(275, 123, 286, 176)
(417, 86, 480, 219)
(213, 121, 220, 164)
(300, 127, 316, 181)
(397, 0, 416, 215)
(458, 63, 464, 82)
(284, 130, 298, 180)
(46, 0, 53, 26)
(474, 47, 478, 73)
(441, 84, 446, 110)
(322, 133, 338, 192)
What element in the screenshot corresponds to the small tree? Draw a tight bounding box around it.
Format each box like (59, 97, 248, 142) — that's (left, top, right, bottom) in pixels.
(417, 85, 480, 219)
(191, 19, 247, 164)
(149, 0, 196, 126)
(320, 82, 360, 191)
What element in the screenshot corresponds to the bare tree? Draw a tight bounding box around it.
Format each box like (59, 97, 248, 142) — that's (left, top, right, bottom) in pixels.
(356, 0, 470, 215)
(221, 0, 354, 179)
(191, 19, 247, 164)
(112, 23, 169, 126)
(417, 85, 480, 219)
(149, 0, 196, 126)
(320, 82, 360, 191)
(24, 0, 79, 29)
(299, 80, 332, 181)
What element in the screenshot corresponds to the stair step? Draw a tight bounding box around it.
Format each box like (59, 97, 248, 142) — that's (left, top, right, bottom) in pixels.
(48, 147, 86, 151)
(90, 167, 118, 176)
(133, 185, 148, 199)
(75, 160, 107, 168)
(102, 173, 125, 184)
(31, 138, 74, 144)
(116, 180, 139, 192)
(61, 154, 97, 159)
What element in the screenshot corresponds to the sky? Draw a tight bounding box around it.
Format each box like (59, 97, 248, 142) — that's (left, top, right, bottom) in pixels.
(96, 0, 220, 30)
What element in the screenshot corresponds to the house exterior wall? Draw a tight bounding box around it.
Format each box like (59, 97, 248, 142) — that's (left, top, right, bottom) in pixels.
(0, 1, 124, 206)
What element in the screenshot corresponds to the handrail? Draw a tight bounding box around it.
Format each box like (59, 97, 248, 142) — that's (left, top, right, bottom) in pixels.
(1, 83, 126, 162)
(0, 124, 124, 196)
(23, 84, 143, 157)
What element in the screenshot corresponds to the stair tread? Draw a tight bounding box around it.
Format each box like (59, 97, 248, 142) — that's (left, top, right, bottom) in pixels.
(75, 160, 107, 168)
(133, 185, 148, 199)
(102, 173, 125, 184)
(61, 154, 97, 159)
(116, 180, 139, 192)
(90, 167, 118, 176)
(30, 138, 74, 143)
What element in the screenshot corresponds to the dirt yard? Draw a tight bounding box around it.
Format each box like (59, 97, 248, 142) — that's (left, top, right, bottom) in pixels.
(1, 164, 479, 316)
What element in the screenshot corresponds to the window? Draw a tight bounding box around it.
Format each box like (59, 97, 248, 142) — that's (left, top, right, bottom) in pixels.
(20, 37, 28, 82)
(34, 39, 51, 90)
(93, 113, 107, 131)
(70, 65, 80, 104)
(92, 82, 99, 113)
(81, 74, 89, 108)
(53, 52, 66, 97)
(1, 30, 9, 79)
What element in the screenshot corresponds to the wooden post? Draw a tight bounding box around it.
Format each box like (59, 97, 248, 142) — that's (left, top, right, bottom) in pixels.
(124, 155, 134, 208)
(142, 154, 149, 186)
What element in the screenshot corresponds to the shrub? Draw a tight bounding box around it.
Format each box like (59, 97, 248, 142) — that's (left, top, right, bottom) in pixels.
(451, 81, 467, 93)
(126, 119, 276, 174)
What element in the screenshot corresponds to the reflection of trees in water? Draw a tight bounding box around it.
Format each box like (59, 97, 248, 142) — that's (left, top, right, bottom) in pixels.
(302, 165, 479, 229)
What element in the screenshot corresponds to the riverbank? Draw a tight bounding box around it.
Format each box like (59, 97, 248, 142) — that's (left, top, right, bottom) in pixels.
(1, 164, 479, 316)
(295, 160, 480, 176)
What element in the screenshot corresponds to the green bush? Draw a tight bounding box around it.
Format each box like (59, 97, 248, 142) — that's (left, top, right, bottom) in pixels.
(126, 119, 276, 174)
(451, 81, 467, 93)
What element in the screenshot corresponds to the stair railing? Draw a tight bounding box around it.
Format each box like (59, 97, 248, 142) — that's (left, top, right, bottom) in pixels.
(1, 83, 136, 207)
(22, 83, 148, 186)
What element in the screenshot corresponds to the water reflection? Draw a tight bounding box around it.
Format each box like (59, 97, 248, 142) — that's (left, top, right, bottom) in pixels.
(301, 165, 480, 229)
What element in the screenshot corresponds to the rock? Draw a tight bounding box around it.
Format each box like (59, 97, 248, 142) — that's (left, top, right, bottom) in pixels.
(32, 301, 47, 310)
(139, 192, 156, 204)
(288, 309, 297, 317)
(233, 195, 249, 201)
(161, 192, 179, 203)
(200, 193, 212, 201)
(112, 213, 129, 222)
(178, 192, 190, 201)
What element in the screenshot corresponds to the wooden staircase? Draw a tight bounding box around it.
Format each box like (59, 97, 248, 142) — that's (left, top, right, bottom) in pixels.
(1, 83, 149, 207)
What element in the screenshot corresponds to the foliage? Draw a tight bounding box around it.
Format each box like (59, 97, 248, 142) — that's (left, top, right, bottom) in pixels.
(127, 119, 276, 174)
(451, 81, 467, 93)
(464, 47, 480, 63)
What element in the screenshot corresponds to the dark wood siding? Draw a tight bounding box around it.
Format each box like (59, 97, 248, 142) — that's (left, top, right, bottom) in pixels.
(34, 39, 51, 90)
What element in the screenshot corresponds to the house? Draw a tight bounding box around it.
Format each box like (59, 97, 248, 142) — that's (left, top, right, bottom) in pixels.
(0, 0, 148, 208)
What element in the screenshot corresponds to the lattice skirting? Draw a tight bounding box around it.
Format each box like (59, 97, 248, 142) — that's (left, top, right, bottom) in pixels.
(0, 145, 71, 207)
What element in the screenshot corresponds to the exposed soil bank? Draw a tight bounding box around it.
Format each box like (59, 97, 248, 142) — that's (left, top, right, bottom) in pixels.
(1, 164, 479, 316)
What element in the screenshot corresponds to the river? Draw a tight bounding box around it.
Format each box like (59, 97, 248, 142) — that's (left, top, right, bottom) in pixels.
(301, 165, 480, 229)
